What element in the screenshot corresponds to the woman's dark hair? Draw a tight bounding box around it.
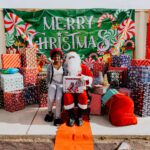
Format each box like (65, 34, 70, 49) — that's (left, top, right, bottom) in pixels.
(50, 48, 64, 58)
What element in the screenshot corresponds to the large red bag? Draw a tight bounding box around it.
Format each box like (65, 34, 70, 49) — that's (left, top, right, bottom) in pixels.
(106, 93, 137, 126)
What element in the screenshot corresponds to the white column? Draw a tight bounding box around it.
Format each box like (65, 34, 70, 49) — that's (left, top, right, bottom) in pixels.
(135, 10, 148, 59)
(0, 9, 6, 68)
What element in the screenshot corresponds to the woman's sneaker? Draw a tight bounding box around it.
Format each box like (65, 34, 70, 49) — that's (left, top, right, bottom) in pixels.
(54, 118, 62, 126)
(44, 113, 54, 122)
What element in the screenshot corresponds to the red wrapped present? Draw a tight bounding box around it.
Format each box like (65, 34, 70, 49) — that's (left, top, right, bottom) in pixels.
(4, 90, 25, 112)
(1, 54, 21, 69)
(36, 72, 47, 85)
(90, 93, 101, 115)
(39, 93, 47, 107)
(131, 59, 150, 66)
(24, 74, 37, 87)
(20, 67, 38, 76)
(89, 53, 104, 77)
(21, 48, 37, 67)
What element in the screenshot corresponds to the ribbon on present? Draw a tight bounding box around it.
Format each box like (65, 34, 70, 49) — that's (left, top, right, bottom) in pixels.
(89, 53, 104, 77)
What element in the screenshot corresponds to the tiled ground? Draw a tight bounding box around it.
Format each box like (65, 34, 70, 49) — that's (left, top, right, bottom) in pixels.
(0, 105, 150, 136)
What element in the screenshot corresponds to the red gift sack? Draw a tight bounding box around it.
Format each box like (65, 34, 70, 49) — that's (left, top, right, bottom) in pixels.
(106, 93, 137, 126)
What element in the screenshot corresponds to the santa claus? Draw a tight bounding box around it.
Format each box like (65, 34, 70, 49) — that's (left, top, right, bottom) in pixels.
(63, 51, 93, 126)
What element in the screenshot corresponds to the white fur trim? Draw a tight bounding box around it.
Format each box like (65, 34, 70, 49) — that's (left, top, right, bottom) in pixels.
(88, 76, 93, 86)
(64, 103, 75, 110)
(78, 103, 87, 109)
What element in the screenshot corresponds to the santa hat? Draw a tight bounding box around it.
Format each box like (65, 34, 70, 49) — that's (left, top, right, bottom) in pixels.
(65, 51, 81, 64)
(50, 48, 64, 58)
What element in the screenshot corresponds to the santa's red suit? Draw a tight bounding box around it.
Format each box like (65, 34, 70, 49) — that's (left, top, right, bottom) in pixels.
(64, 64, 93, 110)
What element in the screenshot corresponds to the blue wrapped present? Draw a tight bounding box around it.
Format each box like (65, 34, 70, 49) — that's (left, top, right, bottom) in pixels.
(23, 85, 39, 105)
(0, 88, 4, 108)
(112, 54, 131, 67)
(127, 66, 150, 84)
(130, 81, 150, 117)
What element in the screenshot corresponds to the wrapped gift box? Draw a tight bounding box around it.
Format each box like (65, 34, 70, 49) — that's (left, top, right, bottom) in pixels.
(93, 62, 104, 77)
(1, 54, 21, 69)
(107, 70, 124, 88)
(24, 74, 37, 87)
(36, 72, 47, 85)
(4, 90, 25, 112)
(20, 67, 38, 76)
(23, 86, 39, 105)
(90, 93, 101, 115)
(38, 78, 48, 94)
(130, 82, 150, 117)
(39, 93, 47, 107)
(63, 76, 85, 93)
(21, 48, 37, 67)
(0, 89, 4, 108)
(128, 66, 150, 84)
(0, 73, 24, 92)
(109, 66, 128, 86)
(131, 59, 150, 66)
(112, 54, 131, 67)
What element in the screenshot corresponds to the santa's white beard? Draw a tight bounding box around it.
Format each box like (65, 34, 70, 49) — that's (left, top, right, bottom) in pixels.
(66, 58, 81, 76)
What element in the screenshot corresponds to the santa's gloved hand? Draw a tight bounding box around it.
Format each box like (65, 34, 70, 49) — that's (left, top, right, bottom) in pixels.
(81, 75, 93, 87)
(81, 75, 89, 81)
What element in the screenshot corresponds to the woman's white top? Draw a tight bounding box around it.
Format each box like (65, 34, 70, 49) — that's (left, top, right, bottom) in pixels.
(52, 66, 63, 83)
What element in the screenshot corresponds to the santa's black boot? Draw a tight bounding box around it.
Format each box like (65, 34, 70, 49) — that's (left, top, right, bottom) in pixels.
(67, 109, 75, 127)
(76, 108, 83, 126)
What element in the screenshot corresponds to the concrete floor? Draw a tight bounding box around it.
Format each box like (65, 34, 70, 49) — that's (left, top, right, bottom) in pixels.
(0, 104, 150, 136)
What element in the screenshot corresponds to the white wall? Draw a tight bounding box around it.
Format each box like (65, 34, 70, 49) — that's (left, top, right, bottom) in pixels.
(0, 0, 150, 9)
(0, 9, 6, 68)
(135, 10, 148, 59)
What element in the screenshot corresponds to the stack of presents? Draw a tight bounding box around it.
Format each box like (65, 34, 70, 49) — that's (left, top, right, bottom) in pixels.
(0, 48, 48, 112)
(1, 49, 150, 119)
(106, 55, 150, 117)
(89, 53, 150, 118)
